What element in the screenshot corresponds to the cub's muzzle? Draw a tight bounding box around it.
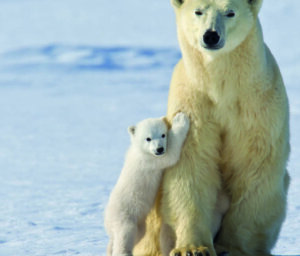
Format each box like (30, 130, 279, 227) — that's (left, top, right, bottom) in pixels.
(155, 147, 165, 156)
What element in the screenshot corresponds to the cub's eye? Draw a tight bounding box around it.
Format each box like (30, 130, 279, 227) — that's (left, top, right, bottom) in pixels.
(146, 138, 151, 142)
(162, 134, 166, 138)
(195, 10, 203, 16)
(226, 11, 235, 18)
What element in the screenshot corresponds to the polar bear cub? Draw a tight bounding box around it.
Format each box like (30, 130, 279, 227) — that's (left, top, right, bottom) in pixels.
(105, 112, 190, 256)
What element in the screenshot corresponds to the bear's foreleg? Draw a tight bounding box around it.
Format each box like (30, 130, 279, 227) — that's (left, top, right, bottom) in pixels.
(162, 122, 222, 256)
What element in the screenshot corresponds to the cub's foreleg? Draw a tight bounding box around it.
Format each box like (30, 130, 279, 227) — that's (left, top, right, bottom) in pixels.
(160, 112, 190, 168)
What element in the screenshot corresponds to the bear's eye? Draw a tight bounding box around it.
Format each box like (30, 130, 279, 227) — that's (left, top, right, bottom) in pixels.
(195, 10, 203, 16)
(226, 11, 235, 18)
(146, 138, 151, 142)
(162, 134, 166, 138)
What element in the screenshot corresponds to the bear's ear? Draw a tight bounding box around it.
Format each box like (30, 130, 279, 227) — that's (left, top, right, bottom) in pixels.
(248, 0, 263, 14)
(171, 0, 184, 8)
(128, 125, 136, 136)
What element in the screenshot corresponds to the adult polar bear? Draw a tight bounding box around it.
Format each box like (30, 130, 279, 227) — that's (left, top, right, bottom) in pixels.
(134, 0, 290, 256)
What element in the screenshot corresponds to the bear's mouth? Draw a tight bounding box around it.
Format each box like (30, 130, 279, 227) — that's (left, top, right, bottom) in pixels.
(203, 45, 223, 50)
(155, 152, 165, 156)
(201, 38, 225, 51)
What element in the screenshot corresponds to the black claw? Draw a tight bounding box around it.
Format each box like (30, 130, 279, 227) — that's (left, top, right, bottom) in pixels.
(205, 251, 210, 256)
(195, 252, 203, 256)
(218, 251, 229, 256)
(175, 253, 182, 256)
(186, 251, 193, 256)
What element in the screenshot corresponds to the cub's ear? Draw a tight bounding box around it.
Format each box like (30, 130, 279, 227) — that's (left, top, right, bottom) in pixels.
(128, 126, 136, 136)
(160, 116, 171, 129)
(248, 0, 263, 14)
(171, 0, 184, 8)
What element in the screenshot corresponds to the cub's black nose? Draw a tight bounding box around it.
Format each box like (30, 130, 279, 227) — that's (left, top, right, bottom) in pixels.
(157, 147, 164, 154)
(203, 30, 220, 47)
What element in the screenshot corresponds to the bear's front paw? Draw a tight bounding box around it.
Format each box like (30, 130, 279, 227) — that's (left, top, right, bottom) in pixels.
(172, 112, 190, 129)
(170, 246, 213, 256)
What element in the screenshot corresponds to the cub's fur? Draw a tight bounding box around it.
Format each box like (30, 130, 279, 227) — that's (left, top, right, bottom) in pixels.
(105, 113, 189, 256)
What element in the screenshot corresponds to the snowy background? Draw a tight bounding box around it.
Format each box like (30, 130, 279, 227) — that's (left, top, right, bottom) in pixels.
(0, 0, 299, 255)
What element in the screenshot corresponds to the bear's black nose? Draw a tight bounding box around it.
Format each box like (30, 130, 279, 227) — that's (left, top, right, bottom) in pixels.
(157, 147, 164, 154)
(203, 30, 220, 47)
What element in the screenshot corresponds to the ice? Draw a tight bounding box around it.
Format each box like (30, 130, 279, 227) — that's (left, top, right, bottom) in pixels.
(0, 0, 299, 255)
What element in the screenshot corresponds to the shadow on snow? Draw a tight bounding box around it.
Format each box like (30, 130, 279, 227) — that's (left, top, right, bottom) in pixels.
(0, 45, 181, 72)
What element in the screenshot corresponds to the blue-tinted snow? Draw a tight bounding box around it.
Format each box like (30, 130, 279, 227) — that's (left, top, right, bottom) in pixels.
(0, 0, 299, 255)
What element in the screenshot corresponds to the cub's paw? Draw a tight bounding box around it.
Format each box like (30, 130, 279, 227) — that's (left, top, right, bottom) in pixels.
(172, 112, 190, 130)
(170, 246, 212, 256)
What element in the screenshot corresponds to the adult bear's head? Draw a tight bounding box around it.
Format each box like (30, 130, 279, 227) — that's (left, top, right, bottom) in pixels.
(171, 0, 263, 56)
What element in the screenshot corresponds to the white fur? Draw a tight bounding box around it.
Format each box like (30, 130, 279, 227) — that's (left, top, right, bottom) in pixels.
(134, 1, 289, 256)
(104, 113, 190, 256)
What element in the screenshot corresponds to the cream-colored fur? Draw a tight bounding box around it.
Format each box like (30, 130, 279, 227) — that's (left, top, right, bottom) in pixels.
(133, 0, 290, 256)
(105, 113, 190, 256)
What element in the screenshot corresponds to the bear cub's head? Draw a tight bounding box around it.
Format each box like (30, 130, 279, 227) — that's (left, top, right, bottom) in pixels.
(128, 117, 168, 157)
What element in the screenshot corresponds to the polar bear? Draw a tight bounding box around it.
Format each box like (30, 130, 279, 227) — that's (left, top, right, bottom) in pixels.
(133, 1, 290, 256)
(104, 113, 190, 256)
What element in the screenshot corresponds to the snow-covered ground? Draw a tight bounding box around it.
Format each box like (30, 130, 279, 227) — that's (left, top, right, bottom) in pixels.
(0, 1, 299, 255)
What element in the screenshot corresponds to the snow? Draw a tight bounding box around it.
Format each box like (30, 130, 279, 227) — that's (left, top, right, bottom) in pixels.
(0, 0, 299, 255)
